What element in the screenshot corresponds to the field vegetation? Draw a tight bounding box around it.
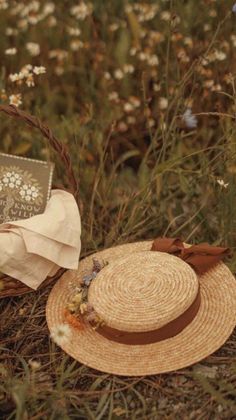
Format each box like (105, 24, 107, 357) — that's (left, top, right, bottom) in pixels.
(0, 0, 236, 418)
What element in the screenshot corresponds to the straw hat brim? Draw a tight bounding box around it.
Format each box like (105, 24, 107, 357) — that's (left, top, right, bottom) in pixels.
(46, 241, 236, 376)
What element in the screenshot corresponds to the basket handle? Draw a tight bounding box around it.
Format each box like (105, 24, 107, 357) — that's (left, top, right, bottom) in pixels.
(0, 104, 81, 208)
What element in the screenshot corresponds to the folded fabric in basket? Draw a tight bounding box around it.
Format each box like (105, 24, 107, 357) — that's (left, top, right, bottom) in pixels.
(0, 189, 81, 289)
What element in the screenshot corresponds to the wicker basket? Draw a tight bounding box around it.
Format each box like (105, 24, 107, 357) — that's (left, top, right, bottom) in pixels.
(0, 104, 80, 298)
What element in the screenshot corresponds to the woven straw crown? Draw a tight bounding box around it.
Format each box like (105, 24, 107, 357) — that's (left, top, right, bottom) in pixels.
(89, 251, 199, 332)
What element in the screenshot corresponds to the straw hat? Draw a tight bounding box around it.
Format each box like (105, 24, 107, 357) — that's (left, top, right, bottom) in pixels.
(46, 240, 236, 376)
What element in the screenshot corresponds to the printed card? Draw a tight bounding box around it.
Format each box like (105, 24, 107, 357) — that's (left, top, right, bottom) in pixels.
(0, 153, 54, 222)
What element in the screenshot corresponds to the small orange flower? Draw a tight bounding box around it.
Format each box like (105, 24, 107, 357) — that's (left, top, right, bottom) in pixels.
(64, 309, 85, 331)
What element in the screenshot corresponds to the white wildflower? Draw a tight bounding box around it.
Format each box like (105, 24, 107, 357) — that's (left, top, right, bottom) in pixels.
(214, 50, 226, 61)
(109, 22, 119, 32)
(184, 37, 193, 48)
(26, 42, 40, 56)
(204, 80, 214, 89)
(5, 48, 17, 55)
(124, 102, 134, 113)
(67, 27, 81, 36)
(49, 49, 68, 60)
(231, 35, 236, 48)
(47, 16, 57, 27)
(9, 94, 22, 107)
(204, 24, 211, 32)
(70, 40, 84, 51)
(6, 27, 18, 36)
(104, 71, 111, 80)
(108, 91, 119, 101)
(29, 360, 41, 370)
(0, 0, 8, 10)
(211, 84, 222, 92)
(147, 54, 159, 66)
(26, 75, 35, 87)
(153, 83, 161, 92)
(159, 97, 168, 110)
(130, 47, 137, 56)
(28, 16, 40, 25)
(70, 2, 93, 20)
(138, 52, 148, 61)
(114, 69, 124, 80)
(43, 2, 55, 15)
(50, 324, 71, 346)
(129, 96, 141, 108)
(147, 118, 155, 128)
(177, 50, 190, 63)
(182, 108, 198, 129)
(125, 4, 133, 13)
(209, 9, 217, 17)
(33, 66, 46, 75)
(21, 64, 32, 77)
(118, 121, 128, 132)
(217, 179, 229, 189)
(9, 73, 19, 82)
(127, 116, 136, 125)
(123, 64, 135, 74)
(55, 66, 64, 76)
(161, 11, 171, 21)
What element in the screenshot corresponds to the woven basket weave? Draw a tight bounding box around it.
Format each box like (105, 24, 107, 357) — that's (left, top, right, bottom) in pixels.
(0, 104, 80, 298)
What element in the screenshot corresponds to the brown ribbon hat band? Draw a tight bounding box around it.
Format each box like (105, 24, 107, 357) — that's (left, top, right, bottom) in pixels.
(95, 237, 231, 345)
(96, 289, 201, 345)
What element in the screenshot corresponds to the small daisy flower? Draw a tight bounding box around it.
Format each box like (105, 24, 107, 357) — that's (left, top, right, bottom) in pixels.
(117, 121, 128, 132)
(182, 108, 198, 129)
(50, 324, 71, 346)
(130, 96, 141, 108)
(109, 22, 119, 32)
(214, 50, 226, 61)
(70, 40, 84, 51)
(217, 179, 229, 189)
(161, 11, 171, 21)
(147, 54, 159, 66)
(130, 47, 137, 56)
(124, 102, 134, 113)
(104, 71, 111, 80)
(5, 48, 17, 55)
(9, 94, 22, 107)
(123, 64, 135, 74)
(29, 360, 41, 370)
(26, 42, 40, 57)
(114, 69, 124, 80)
(108, 91, 119, 101)
(67, 27, 81, 36)
(159, 97, 168, 110)
(9, 73, 23, 83)
(70, 2, 93, 20)
(33, 66, 46, 75)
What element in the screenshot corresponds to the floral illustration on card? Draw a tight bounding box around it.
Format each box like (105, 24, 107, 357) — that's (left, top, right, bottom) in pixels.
(0, 165, 43, 222)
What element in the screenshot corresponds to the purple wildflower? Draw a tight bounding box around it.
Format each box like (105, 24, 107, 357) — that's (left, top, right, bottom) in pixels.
(182, 108, 198, 129)
(232, 3, 236, 13)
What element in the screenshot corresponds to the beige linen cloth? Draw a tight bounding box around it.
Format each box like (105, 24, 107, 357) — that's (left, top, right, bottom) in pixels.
(0, 189, 81, 289)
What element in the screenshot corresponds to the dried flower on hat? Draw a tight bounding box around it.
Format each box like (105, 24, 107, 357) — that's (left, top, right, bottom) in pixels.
(64, 309, 84, 331)
(64, 259, 108, 330)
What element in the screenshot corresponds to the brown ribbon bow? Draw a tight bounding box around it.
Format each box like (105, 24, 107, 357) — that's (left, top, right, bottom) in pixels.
(151, 237, 231, 274)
